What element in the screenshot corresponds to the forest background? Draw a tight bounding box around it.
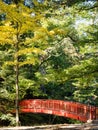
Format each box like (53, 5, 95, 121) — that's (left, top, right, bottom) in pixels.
(0, 0, 98, 126)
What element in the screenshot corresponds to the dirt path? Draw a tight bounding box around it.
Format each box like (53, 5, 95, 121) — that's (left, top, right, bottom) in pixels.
(0, 123, 98, 130)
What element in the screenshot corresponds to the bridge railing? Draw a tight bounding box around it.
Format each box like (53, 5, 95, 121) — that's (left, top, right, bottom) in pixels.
(96, 107, 98, 119)
(19, 99, 96, 122)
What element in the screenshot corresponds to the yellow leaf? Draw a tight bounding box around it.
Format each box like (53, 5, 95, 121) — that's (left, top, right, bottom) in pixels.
(17, 48, 45, 56)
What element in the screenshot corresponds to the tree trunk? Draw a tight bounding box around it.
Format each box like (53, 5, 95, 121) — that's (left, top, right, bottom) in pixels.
(15, 24, 19, 126)
(15, 62, 19, 126)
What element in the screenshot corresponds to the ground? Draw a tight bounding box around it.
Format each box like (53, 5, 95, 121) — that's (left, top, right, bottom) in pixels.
(0, 123, 98, 130)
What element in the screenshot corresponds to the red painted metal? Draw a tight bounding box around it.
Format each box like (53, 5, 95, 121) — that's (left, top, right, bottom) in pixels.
(19, 99, 96, 122)
(96, 107, 98, 119)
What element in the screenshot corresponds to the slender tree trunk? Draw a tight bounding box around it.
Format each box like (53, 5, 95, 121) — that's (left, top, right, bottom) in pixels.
(15, 62, 19, 126)
(15, 24, 19, 126)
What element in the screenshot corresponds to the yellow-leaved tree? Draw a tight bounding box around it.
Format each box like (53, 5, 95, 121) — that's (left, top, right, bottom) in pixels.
(0, 0, 50, 126)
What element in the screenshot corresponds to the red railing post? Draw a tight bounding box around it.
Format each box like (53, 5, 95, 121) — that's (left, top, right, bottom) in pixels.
(89, 106, 92, 120)
(96, 107, 98, 120)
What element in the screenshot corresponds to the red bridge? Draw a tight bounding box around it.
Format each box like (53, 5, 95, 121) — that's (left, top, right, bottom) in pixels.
(19, 99, 98, 122)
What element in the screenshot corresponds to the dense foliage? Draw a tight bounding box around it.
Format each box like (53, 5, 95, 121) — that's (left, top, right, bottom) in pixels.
(0, 0, 98, 126)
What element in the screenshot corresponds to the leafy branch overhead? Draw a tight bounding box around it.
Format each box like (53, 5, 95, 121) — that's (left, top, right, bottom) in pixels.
(60, 58, 98, 81)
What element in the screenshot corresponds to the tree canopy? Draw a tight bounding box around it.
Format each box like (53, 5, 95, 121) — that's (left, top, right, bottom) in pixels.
(0, 0, 98, 126)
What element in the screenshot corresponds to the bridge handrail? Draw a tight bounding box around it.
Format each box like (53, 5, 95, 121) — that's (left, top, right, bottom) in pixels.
(19, 99, 96, 122)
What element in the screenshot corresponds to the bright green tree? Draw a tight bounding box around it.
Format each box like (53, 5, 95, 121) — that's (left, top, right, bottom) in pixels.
(55, 0, 98, 104)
